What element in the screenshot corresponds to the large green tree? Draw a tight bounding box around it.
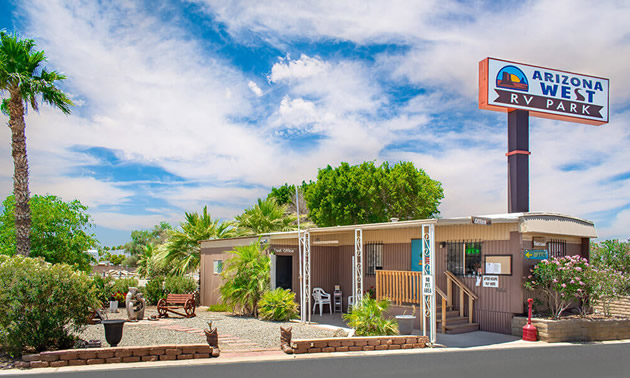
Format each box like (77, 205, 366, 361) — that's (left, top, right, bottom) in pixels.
(304, 161, 444, 227)
(0, 195, 97, 271)
(0, 31, 73, 256)
(163, 206, 238, 275)
(123, 221, 172, 265)
(235, 197, 298, 235)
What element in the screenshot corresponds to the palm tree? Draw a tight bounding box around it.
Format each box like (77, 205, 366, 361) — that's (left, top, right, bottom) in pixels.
(0, 31, 73, 256)
(220, 240, 270, 316)
(163, 206, 238, 275)
(235, 198, 298, 235)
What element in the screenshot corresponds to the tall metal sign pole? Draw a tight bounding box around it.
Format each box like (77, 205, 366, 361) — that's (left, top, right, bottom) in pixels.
(507, 109, 530, 212)
(421, 223, 436, 344)
(479, 58, 609, 212)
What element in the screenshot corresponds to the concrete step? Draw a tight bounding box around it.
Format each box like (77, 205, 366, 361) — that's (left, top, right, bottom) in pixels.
(437, 316, 469, 325)
(440, 323, 480, 334)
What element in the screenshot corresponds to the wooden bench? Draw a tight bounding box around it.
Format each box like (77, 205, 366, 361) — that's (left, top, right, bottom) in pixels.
(157, 293, 196, 318)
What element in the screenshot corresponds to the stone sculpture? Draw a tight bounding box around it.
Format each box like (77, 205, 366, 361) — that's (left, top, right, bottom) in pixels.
(125, 287, 145, 321)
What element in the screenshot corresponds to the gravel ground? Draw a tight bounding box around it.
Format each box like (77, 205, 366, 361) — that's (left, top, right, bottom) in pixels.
(76, 306, 343, 351)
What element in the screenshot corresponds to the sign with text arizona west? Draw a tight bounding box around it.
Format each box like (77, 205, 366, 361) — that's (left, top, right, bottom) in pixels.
(479, 58, 609, 125)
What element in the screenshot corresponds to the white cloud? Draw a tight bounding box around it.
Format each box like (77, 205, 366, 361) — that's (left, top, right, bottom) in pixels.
(269, 55, 331, 82)
(2, 0, 628, 245)
(248, 80, 263, 96)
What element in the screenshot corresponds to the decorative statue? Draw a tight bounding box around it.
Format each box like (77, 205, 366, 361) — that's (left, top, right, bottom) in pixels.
(126, 287, 145, 321)
(135, 292, 146, 321)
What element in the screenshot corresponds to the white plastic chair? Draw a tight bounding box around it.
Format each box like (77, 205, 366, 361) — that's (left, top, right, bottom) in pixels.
(312, 288, 332, 316)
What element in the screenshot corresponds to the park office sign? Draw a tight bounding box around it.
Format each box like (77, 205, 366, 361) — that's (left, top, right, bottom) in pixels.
(479, 58, 609, 125)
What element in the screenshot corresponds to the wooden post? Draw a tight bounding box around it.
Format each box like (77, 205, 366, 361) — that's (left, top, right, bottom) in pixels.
(447, 277, 453, 310)
(441, 297, 447, 334)
(459, 290, 465, 318)
(468, 296, 474, 324)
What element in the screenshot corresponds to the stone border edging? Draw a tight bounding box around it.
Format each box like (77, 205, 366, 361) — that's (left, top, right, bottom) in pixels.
(286, 335, 429, 354)
(16, 344, 219, 369)
(511, 316, 630, 342)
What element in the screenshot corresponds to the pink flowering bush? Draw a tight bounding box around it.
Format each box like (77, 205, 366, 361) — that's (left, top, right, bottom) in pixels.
(524, 255, 592, 319)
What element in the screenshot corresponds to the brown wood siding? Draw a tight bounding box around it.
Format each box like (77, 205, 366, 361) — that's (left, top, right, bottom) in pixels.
(200, 247, 235, 306)
(435, 223, 518, 242)
(311, 246, 339, 296)
(363, 228, 421, 244)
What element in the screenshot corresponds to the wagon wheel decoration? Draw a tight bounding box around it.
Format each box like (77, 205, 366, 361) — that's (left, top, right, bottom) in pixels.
(184, 298, 196, 317)
(157, 298, 168, 318)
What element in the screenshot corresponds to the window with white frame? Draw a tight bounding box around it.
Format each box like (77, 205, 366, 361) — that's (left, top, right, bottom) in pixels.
(213, 260, 223, 274)
(366, 243, 383, 275)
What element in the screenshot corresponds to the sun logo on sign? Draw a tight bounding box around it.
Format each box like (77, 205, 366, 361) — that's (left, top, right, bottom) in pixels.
(496, 65, 528, 92)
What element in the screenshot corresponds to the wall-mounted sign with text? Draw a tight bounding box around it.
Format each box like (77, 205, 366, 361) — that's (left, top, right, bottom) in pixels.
(524, 249, 548, 260)
(479, 58, 609, 126)
(270, 247, 297, 254)
(482, 276, 499, 288)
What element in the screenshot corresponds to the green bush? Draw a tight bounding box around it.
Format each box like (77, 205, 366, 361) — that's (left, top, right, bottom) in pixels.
(164, 275, 197, 294)
(258, 288, 299, 321)
(110, 277, 139, 297)
(90, 275, 114, 306)
(143, 277, 166, 305)
(207, 303, 231, 312)
(0, 255, 100, 357)
(343, 294, 398, 336)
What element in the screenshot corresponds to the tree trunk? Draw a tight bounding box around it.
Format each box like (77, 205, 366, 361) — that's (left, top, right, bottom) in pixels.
(7, 88, 31, 256)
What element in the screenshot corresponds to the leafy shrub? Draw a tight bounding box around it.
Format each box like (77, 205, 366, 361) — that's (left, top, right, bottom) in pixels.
(110, 277, 139, 297)
(0, 255, 100, 357)
(220, 240, 270, 316)
(343, 294, 398, 336)
(590, 267, 630, 316)
(590, 239, 630, 274)
(143, 277, 166, 305)
(207, 303, 231, 312)
(258, 288, 299, 321)
(90, 275, 114, 306)
(164, 275, 197, 294)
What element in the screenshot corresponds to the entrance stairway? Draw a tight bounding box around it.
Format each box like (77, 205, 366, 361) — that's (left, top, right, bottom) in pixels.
(436, 305, 480, 334)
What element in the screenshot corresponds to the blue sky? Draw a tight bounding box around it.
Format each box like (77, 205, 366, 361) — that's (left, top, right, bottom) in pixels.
(1, 0, 629, 246)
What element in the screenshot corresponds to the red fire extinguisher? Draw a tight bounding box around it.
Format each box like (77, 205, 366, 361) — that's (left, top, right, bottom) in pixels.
(522, 298, 537, 341)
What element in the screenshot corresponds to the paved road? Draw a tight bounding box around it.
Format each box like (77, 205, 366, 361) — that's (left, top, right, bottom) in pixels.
(7, 342, 630, 378)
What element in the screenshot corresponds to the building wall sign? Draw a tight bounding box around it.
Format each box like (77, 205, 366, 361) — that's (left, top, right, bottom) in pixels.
(482, 275, 499, 288)
(480, 58, 609, 125)
(524, 249, 548, 260)
(270, 247, 296, 254)
(472, 216, 492, 226)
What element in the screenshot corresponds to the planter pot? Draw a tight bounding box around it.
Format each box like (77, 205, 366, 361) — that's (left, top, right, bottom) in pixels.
(109, 300, 118, 313)
(396, 315, 416, 335)
(102, 319, 126, 347)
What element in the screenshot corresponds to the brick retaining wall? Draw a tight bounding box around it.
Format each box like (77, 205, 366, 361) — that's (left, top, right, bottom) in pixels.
(287, 335, 429, 354)
(511, 317, 630, 342)
(594, 296, 630, 317)
(15, 344, 219, 369)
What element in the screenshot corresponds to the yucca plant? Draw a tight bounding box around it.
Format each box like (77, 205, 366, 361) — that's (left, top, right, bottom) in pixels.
(258, 288, 299, 321)
(343, 294, 399, 336)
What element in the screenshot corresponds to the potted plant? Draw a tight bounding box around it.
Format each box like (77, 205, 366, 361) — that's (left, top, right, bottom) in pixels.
(395, 305, 416, 335)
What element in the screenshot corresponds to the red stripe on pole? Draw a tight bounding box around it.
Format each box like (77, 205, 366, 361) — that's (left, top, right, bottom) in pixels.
(505, 150, 531, 157)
